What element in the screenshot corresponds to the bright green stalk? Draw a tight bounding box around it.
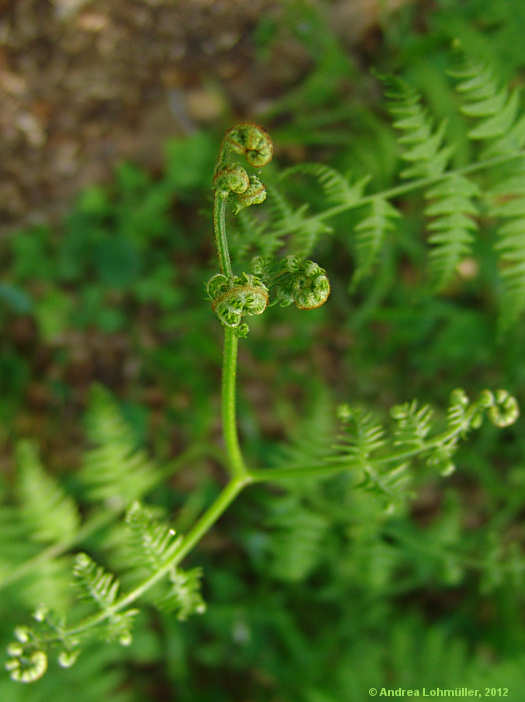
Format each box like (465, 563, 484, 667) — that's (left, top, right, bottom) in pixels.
(61, 477, 248, 639)
(213, 193, 232, 277)
(222, 328, 248, 479)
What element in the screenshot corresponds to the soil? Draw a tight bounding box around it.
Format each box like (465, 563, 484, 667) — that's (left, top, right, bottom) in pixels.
(0, 0, 413, 233)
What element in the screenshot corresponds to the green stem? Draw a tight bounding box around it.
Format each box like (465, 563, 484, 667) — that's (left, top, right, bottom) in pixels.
(222, 328, 248, 479)
(64, 477, 249, 639)
(249, 406, 481, 482)
(273, 150, 525, 238)
(213, 193, 232, 277)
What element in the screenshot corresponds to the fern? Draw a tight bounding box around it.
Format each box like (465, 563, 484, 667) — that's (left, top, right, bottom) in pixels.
(488, 158, 525, 328)
(80, 385, 159, 506)
(351, 196, 400, 289)
(160, 567, 206, 620)
(15, 441, 80, 544)
(382, 75, 454, 179)
(73, 553, 138, 645)
(391, 400, 434, 450)
(424, 173, 479, 290)
(450, 56, 525, 155)
(266, 496, 329, 582)
(125, 501, 183, 571)
(281, 163, 370, 207)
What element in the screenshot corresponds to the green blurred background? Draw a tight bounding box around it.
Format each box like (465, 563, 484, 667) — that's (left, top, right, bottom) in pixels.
(1, 0, 525, 699)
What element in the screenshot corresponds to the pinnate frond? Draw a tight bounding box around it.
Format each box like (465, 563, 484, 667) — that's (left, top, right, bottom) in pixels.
(266, 496, 329, 582)
(16, 440, 80, 543)
(450, 57, 525, 154)
(424, 174, 479, 291)
(125, 501, 183, 571)
(80, 385, 159, 505)
(351, 197, 400, 289)
(391, 400, 434, 450)
(488, 159, 525, 329)
(160, 567, 206, 620)
(382, 75, 453, 179)
(281, 163, 371, 207)
(73, 553, 138, 645)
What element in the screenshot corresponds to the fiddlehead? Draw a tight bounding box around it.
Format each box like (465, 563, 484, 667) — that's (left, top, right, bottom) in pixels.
(272, 256, 330, 310)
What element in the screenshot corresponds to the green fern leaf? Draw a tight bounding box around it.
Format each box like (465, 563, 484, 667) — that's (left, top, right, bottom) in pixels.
(265, 184, 332, 258)
(334, 406, 385, 465)
(125, 501, 183, 571)
(351, 197, 400, 288)
(424, 174, 479, 290)
(267, 496, 328, 582)
(281, 163, 371, 206)
(450, 57, 524, 155)
(391, 400, 433, 450)
(80, 386, 159, 506)
(488, 159, 525, 327)
(382, 75, 453, 179)
(16, 441, 80, 544)
(73, 553, 138, 645)
(160, 567, 206, 620)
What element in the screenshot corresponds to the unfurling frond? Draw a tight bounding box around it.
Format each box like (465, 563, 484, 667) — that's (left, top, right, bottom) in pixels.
(424, 174, 479, 291)
(125, 501, 183, 571)
(160, 567, 206, 620)
(331, 388, 519, 506)
(16, 440, 80, 544)
(390, 400, 433, 450)
(80, 385, 160, 506)
(381, 75, 453, 179)
(73, 553, 138, 645)
(351, 197, 400, 289)
(334, 406, 385, 464)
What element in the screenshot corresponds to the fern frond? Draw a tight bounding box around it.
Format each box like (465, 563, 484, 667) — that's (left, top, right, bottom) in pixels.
(160, 567, 206, 620)
(272, 385, 335, 470)
(80, 386, 159, 506)
(267, 496, 328, 582)
(488, 158, 525, 328)
(125, 501, 183, 571)
(424, 174, 479, 290)
(73, 553, 120, 610)
(382, 75, 453, 179)
(0, 507, 35, 577)
(351, 197, 400, 288)
(450, 57, 525, 155)
(265, 184, 332, 259)
(281, 163, 371, 206)
(232, 208, 284, 261)
(73, 553, 138, 644)
(391, 400, 433, 450)
(16, 441, 80, 543)
(334, 406, 385, 464)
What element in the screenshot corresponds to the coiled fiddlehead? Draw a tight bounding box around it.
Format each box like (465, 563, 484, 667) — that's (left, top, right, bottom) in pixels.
(273, 256, 331, 310)
(207, 272, 269, 337)
(213, 123, 273, 211)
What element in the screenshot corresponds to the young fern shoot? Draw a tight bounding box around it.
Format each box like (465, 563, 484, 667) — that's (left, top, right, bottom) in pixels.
(3, 112, 520, 685)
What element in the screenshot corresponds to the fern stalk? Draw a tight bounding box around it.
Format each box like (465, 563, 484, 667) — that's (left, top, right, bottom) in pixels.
(222, 328, 249, 479)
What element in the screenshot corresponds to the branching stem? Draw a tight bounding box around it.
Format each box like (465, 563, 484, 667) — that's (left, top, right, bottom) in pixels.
(274, 150, 525, 237)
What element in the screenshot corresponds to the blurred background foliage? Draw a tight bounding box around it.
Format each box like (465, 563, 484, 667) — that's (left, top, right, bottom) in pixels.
(1, 0, 525, 699)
